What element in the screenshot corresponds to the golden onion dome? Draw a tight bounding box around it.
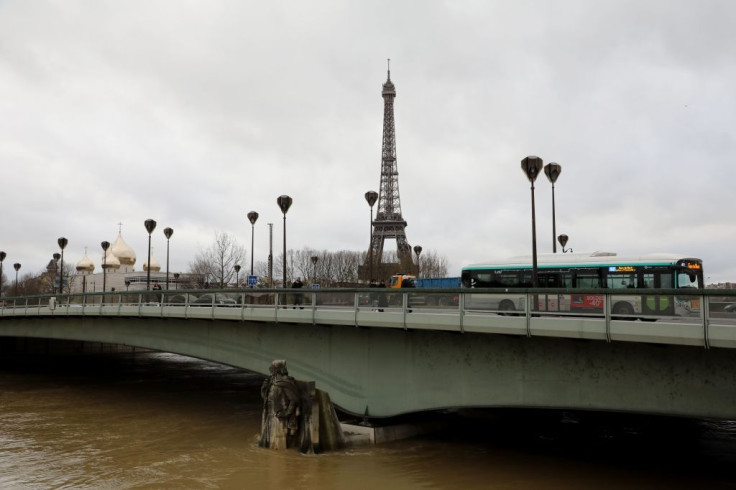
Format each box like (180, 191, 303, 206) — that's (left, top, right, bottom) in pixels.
(143, 253, 161, 272)
(111, 233, 136, 266)
(102, 248, 121, 270)
(76, 252, 95, 273)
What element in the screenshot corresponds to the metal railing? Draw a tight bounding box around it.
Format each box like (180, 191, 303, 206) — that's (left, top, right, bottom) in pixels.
(1, 287, 735, 349)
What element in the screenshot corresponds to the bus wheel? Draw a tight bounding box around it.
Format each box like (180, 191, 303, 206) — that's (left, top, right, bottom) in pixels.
(612, 302, 635, 320)
(499, 300, 516, 316)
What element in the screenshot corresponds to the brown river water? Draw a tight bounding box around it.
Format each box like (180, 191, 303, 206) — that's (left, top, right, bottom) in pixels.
(1, 350, 735, 489)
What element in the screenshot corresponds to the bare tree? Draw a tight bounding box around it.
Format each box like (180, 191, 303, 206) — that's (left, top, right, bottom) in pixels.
(225, 246, 449, 287)
(417, 250, 448, 278)
(188, 232, 246, 288)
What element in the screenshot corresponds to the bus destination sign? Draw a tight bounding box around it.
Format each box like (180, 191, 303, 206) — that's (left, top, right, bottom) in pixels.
(610, 266, 636, 272)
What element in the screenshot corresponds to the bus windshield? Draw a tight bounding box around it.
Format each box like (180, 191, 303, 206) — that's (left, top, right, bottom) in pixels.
(677, 270, 699, 288)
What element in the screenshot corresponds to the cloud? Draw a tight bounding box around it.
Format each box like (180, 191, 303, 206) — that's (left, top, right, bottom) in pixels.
(0, 0, 734, 284)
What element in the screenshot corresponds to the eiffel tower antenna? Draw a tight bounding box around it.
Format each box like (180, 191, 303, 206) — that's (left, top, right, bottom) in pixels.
(365, 62, 415, 278)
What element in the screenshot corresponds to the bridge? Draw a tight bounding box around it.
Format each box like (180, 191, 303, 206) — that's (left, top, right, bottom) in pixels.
(1, 287, 736, 419)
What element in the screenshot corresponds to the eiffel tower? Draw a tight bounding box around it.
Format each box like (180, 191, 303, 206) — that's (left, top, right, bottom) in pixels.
(365, 62, 415, 280)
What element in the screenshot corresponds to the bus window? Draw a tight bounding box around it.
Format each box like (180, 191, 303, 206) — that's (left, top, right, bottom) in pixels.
(560, 273, 573, 288)
(473, 272, 493, 287)
(660, 273, 673, 288)
(643, 274, 655, 289)
(576, 273, 601, 288)
(539, 272, 560, 287)
(677, 271, 697, 288)
(519, 272, 533, 288)
(607, 273, 637, 289)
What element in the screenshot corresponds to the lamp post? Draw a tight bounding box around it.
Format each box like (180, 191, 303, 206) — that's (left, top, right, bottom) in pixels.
(164, 227, 173, 290)
(13, 263, 20, 296)
(0, 251, 6, 298)
(521, 156, 543, 288)
(267, 223, 274, 288)
(144, 219, 157, 290)
(413, 245, 422, 278)
(544, 162, 562, 253)
(276, 195, 292, 288)
(311, 255, 318, 285)
(101, 241, 111, 293)
(247, 211, 259, 277)
(558, 234, 573, 253)
(234, 264, 241, 287)
(364, 191, 378, 283)
(57, 237, 68, 294)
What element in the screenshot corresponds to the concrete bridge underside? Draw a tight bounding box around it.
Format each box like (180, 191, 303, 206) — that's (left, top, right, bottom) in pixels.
(1, 316, 734, 419)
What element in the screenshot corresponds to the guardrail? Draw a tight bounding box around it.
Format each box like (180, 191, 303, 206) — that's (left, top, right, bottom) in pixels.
(1, 288, 735, 349)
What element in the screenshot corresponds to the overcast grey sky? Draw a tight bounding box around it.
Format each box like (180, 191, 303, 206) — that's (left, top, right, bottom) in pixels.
(1, 0, 735, 283)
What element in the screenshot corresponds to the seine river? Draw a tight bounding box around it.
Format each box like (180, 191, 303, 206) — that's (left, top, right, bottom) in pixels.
(1, 349, 735, 489)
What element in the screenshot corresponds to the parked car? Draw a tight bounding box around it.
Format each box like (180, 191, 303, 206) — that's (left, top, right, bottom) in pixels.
(724, 303, 736, 313)
(191, 294, 237, 307)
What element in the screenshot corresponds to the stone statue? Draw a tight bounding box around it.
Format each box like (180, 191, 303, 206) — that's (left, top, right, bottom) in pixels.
(259, 360, 301, 450)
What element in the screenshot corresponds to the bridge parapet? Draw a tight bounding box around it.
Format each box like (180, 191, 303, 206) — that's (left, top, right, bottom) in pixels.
(2, 288, 736, 349)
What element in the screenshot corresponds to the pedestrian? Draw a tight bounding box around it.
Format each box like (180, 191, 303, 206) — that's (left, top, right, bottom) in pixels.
(291, 277, 304, 309)
(377, 280, 388, 312)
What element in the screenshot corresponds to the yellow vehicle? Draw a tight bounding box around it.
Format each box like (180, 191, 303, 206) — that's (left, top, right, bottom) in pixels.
(389, 274, 416, 289)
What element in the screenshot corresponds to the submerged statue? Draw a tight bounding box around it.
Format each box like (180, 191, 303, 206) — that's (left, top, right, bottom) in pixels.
(259, 360, 302, 450)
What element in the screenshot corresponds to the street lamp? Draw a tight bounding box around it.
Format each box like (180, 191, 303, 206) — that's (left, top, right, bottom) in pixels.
(521, 156, 543, 288)
(247, 211, 259, 277)
(413, 245, 422, 278)
(57, 237, 68, 294)
(276, 195, 292, 288)
(144, 219, 157, 290)
(234, 264, 241, 287)
(164, 227, 173, 290)
(544, 162, 562, 253)
(558, 234, 573, 253)
(364, 191, 378, 283)
(311, 255, 318, 285)
(101, 241, 111, 293)
(0, 251, 6, 298)
(13, 263, 20, 296)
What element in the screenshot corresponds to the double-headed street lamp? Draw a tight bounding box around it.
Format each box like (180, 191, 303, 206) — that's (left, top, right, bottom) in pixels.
(521, 156, 543, 288)
(364, 191, 378, 283)
(144, 219, 157, 290)
(544, 162, 562, 253)
(57, 237, 68, 294)
(276, 196, 292, 288)
(164, 227, 174, 290)
(0, 251, 6, 298)
(247, 211, 259, 277)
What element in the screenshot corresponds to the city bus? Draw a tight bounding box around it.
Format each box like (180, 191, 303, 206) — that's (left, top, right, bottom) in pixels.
(460, 252, 704, 318)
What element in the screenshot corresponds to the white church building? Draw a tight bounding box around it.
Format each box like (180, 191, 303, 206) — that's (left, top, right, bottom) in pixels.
(70, 231, 178, 293)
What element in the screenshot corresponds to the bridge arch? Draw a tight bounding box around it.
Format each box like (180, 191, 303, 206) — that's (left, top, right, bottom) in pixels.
(2, 315, 736, 419)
